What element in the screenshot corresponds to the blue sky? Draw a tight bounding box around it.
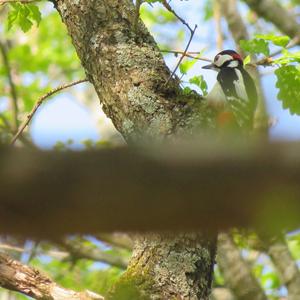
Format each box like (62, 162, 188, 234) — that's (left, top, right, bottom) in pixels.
(30, 93, 99, 148)
(30, 0, 300, 148)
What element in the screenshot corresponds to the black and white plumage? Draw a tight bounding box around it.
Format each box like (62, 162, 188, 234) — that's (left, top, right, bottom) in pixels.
(203, 50, 257, 129)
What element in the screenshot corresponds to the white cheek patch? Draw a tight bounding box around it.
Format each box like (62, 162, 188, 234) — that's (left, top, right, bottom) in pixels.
(227, 60, 239, 68)
(215, 54, 233, 67)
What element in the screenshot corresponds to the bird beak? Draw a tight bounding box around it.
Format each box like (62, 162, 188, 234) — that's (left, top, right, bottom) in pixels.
(202, 63, 217, 70)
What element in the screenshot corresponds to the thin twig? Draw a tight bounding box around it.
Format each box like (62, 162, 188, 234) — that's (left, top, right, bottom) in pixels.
(255, 37, 300, 66)
(10, 79, 88, 145)
(160, 49, 212, 62)
(0, 113, 36, 148)
(0, 41, 19, 131)
(0, 243, 68, 259)
(165, 24, 198, 85)
(162, 35, 300, 68)
(161, 0, 193, 33)
(162, 37, 299, 68)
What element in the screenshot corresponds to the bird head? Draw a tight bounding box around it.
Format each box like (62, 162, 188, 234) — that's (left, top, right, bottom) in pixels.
(202, 50, 243, 71)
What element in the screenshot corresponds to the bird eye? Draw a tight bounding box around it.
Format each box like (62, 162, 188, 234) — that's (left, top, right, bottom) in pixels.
(214, 55, 220, 62)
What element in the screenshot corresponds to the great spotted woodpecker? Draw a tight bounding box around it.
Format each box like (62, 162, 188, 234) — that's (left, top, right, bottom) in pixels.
(202, 50, 257, 129)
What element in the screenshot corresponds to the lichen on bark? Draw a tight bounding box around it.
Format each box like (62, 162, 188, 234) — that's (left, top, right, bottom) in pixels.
(109, 234, 216, 300)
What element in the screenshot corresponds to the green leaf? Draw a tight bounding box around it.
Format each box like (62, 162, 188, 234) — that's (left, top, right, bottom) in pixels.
(255, 34, 290, 47)
(140, 6, 176, 27)
(243, 55, 251, 66)
(28, 4, 42, 26)
(274, 49, 300, 65)
(189, 75, 208, 96)
(7, 3, 21, 31)
(179, 52, 203, 75)
(240, 39, 270, 56)
(203, 0, 213, 21)
(182, 86, 192, 95)
(288, 239, 300, 260)
(275, 65, 300, 115)
(261, 272, 281, 289)
(6, 2, 41, 32)
(19, 16, 33, 33)
(7, 8, 18, 30)
(179, 58, 196, 75)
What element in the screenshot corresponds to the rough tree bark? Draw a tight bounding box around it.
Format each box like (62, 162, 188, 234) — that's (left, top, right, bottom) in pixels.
(53, 0, 215, 299)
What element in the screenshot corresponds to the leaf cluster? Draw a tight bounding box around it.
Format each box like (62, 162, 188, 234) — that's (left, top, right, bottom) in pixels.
(240, 33, 300, 115)
(7, 3, 41, 32)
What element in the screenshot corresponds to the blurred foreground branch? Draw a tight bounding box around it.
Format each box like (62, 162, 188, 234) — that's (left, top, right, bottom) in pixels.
(1, 139, 300, 238)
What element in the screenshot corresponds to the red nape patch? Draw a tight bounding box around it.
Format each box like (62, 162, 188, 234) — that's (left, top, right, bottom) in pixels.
(232, 53, 242, 62)
(217, 111, 235, 126)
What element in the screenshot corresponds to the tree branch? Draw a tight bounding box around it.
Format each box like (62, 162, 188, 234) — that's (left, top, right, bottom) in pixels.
(217, 0, 249, 56)
(1, 139, 300, 237)
(165, 24, 197, 85)
(217, 233, 267, 300)
(213, 0, 223, 51)
(243, 0, 300, 40)
(60, 239, 129, 269)
(0, 253, 104, 299)
(0, 239, 129, 269)
(161, 0, 193, 33)
(96, 233, 133, 251)
(266, 236, 300, 300)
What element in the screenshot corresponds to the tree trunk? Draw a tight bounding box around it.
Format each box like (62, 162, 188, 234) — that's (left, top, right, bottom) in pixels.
(53, 0, 215, 298)
(110, 234, 216, 299)
(53, 0, 211, 140)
